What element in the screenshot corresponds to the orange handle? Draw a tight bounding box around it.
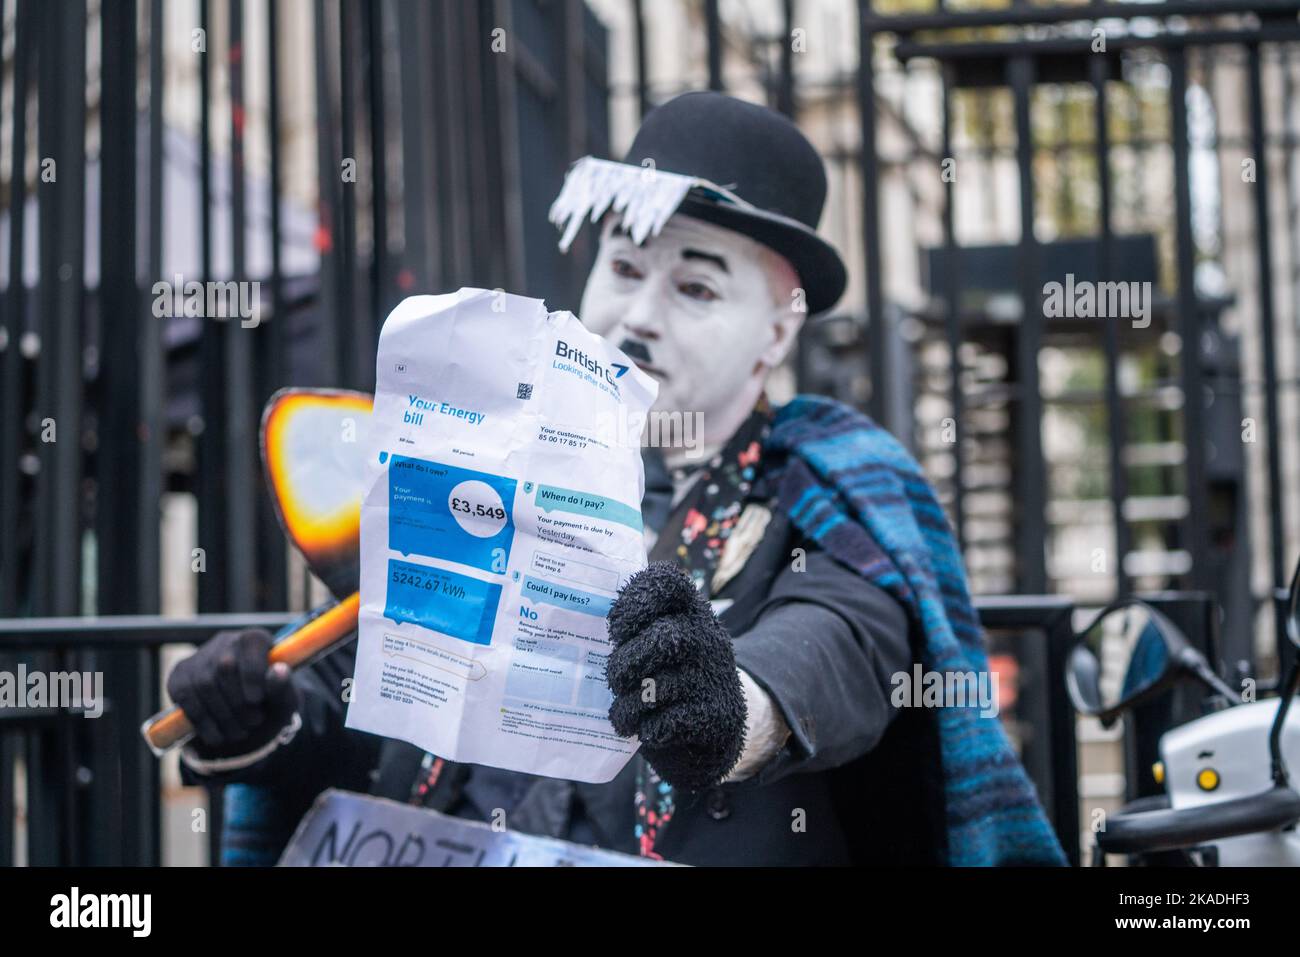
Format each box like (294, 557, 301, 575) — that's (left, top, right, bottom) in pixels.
(140, 705, 195, 753)
(141, 592, 361, 755)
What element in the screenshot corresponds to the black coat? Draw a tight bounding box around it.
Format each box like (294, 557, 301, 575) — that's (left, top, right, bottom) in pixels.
(191, 502, 948, 866)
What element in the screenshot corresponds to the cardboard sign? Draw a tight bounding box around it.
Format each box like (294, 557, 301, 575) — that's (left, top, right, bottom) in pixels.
(278, 789, 673, 867)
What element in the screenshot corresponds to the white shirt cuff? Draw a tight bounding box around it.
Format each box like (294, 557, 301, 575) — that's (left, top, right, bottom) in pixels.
(179, 712, 303, 776)
(723, 668, 791, 783)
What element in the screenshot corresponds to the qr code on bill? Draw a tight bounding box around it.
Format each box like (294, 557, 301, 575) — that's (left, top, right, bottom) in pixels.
(516, 382, 533, 401)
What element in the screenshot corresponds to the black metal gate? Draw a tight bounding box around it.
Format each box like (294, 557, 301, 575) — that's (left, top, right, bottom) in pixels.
(841, 2, 1300, 675)
(0, 0, 608, 865)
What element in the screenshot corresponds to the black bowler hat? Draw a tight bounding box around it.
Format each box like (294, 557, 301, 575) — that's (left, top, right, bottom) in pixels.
(550, 91, 848, 315)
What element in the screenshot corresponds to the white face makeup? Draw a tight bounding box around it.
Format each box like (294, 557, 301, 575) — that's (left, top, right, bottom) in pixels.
(579, 214, 803, 460)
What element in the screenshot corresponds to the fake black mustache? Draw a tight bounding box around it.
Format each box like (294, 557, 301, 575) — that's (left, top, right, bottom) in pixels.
(618, 337, 653, 365)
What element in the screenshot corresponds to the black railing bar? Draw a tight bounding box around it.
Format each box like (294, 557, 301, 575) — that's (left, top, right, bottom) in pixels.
(1247, 41, 1287, 598)
(940, 61, 965, 551)
(1170, 48, 1211, 591)
(632, 0, 649, 119)
(338, 0, 363, 390)
(0, 598, 1084, 645)
(1010, 53, 1048, 595)
(705, 0, 723, 91)
(461, 0, 493, 300)
(0, 727, 15, 866)
(0, 0, 29, 619)
(141, 0, 164, 615)
(440, 1, 471, 286)
(857, 0, 888, 423)
(0, 706, 97, 723)
(196, 0, 226, 615)
(615, 40, 1300, 104)
(868, 0, 1300, 33)
(974, 593, 1076, 623)
(0, 0, 16, 870)
(312, 0, 342, 384)
(225, 0, 256, 611)
(262, 0, 288, 616)
(1093, 56, 1131, 599)
(488, 0, 525, 293)
(908, 133, 1300, 157)
(897, 22, 1300, 60)
(34, 0, 88, 619)
(0, 613, 297, 647)
(97, 0, 138, 621)
(364, 0, 387, 332)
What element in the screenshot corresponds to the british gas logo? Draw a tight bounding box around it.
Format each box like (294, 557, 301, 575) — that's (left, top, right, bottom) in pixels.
(554, 340, 628, 390)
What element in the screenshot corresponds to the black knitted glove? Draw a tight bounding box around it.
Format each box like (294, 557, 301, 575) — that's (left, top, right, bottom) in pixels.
(605, 562, 747, 791)
(167, 628, 300, 759)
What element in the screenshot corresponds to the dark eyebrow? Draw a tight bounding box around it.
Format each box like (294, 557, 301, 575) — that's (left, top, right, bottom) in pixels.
(682, 248, 729, 273)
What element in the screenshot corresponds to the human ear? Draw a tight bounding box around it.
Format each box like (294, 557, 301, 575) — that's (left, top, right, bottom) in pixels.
(759, 301, 806, 370)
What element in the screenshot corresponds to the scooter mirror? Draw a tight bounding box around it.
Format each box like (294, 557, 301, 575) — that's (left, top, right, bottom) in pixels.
(1269, 557, 1300, 785)
(1068, 601, 1184, 726)
(1286, 557, 1300, 649)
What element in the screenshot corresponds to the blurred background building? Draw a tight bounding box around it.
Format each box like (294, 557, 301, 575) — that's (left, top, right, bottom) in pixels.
(2, 0, 1299, 865)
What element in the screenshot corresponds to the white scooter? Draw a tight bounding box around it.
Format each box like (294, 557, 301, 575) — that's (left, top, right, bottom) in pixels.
(1067, 561, 1300, 866)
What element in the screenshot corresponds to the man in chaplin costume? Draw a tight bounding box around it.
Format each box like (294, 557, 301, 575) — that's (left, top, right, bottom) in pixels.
(169, 92, 1065, 866)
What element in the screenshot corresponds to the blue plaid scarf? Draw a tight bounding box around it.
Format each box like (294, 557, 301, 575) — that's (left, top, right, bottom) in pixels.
(765, 395, 1065, 866)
